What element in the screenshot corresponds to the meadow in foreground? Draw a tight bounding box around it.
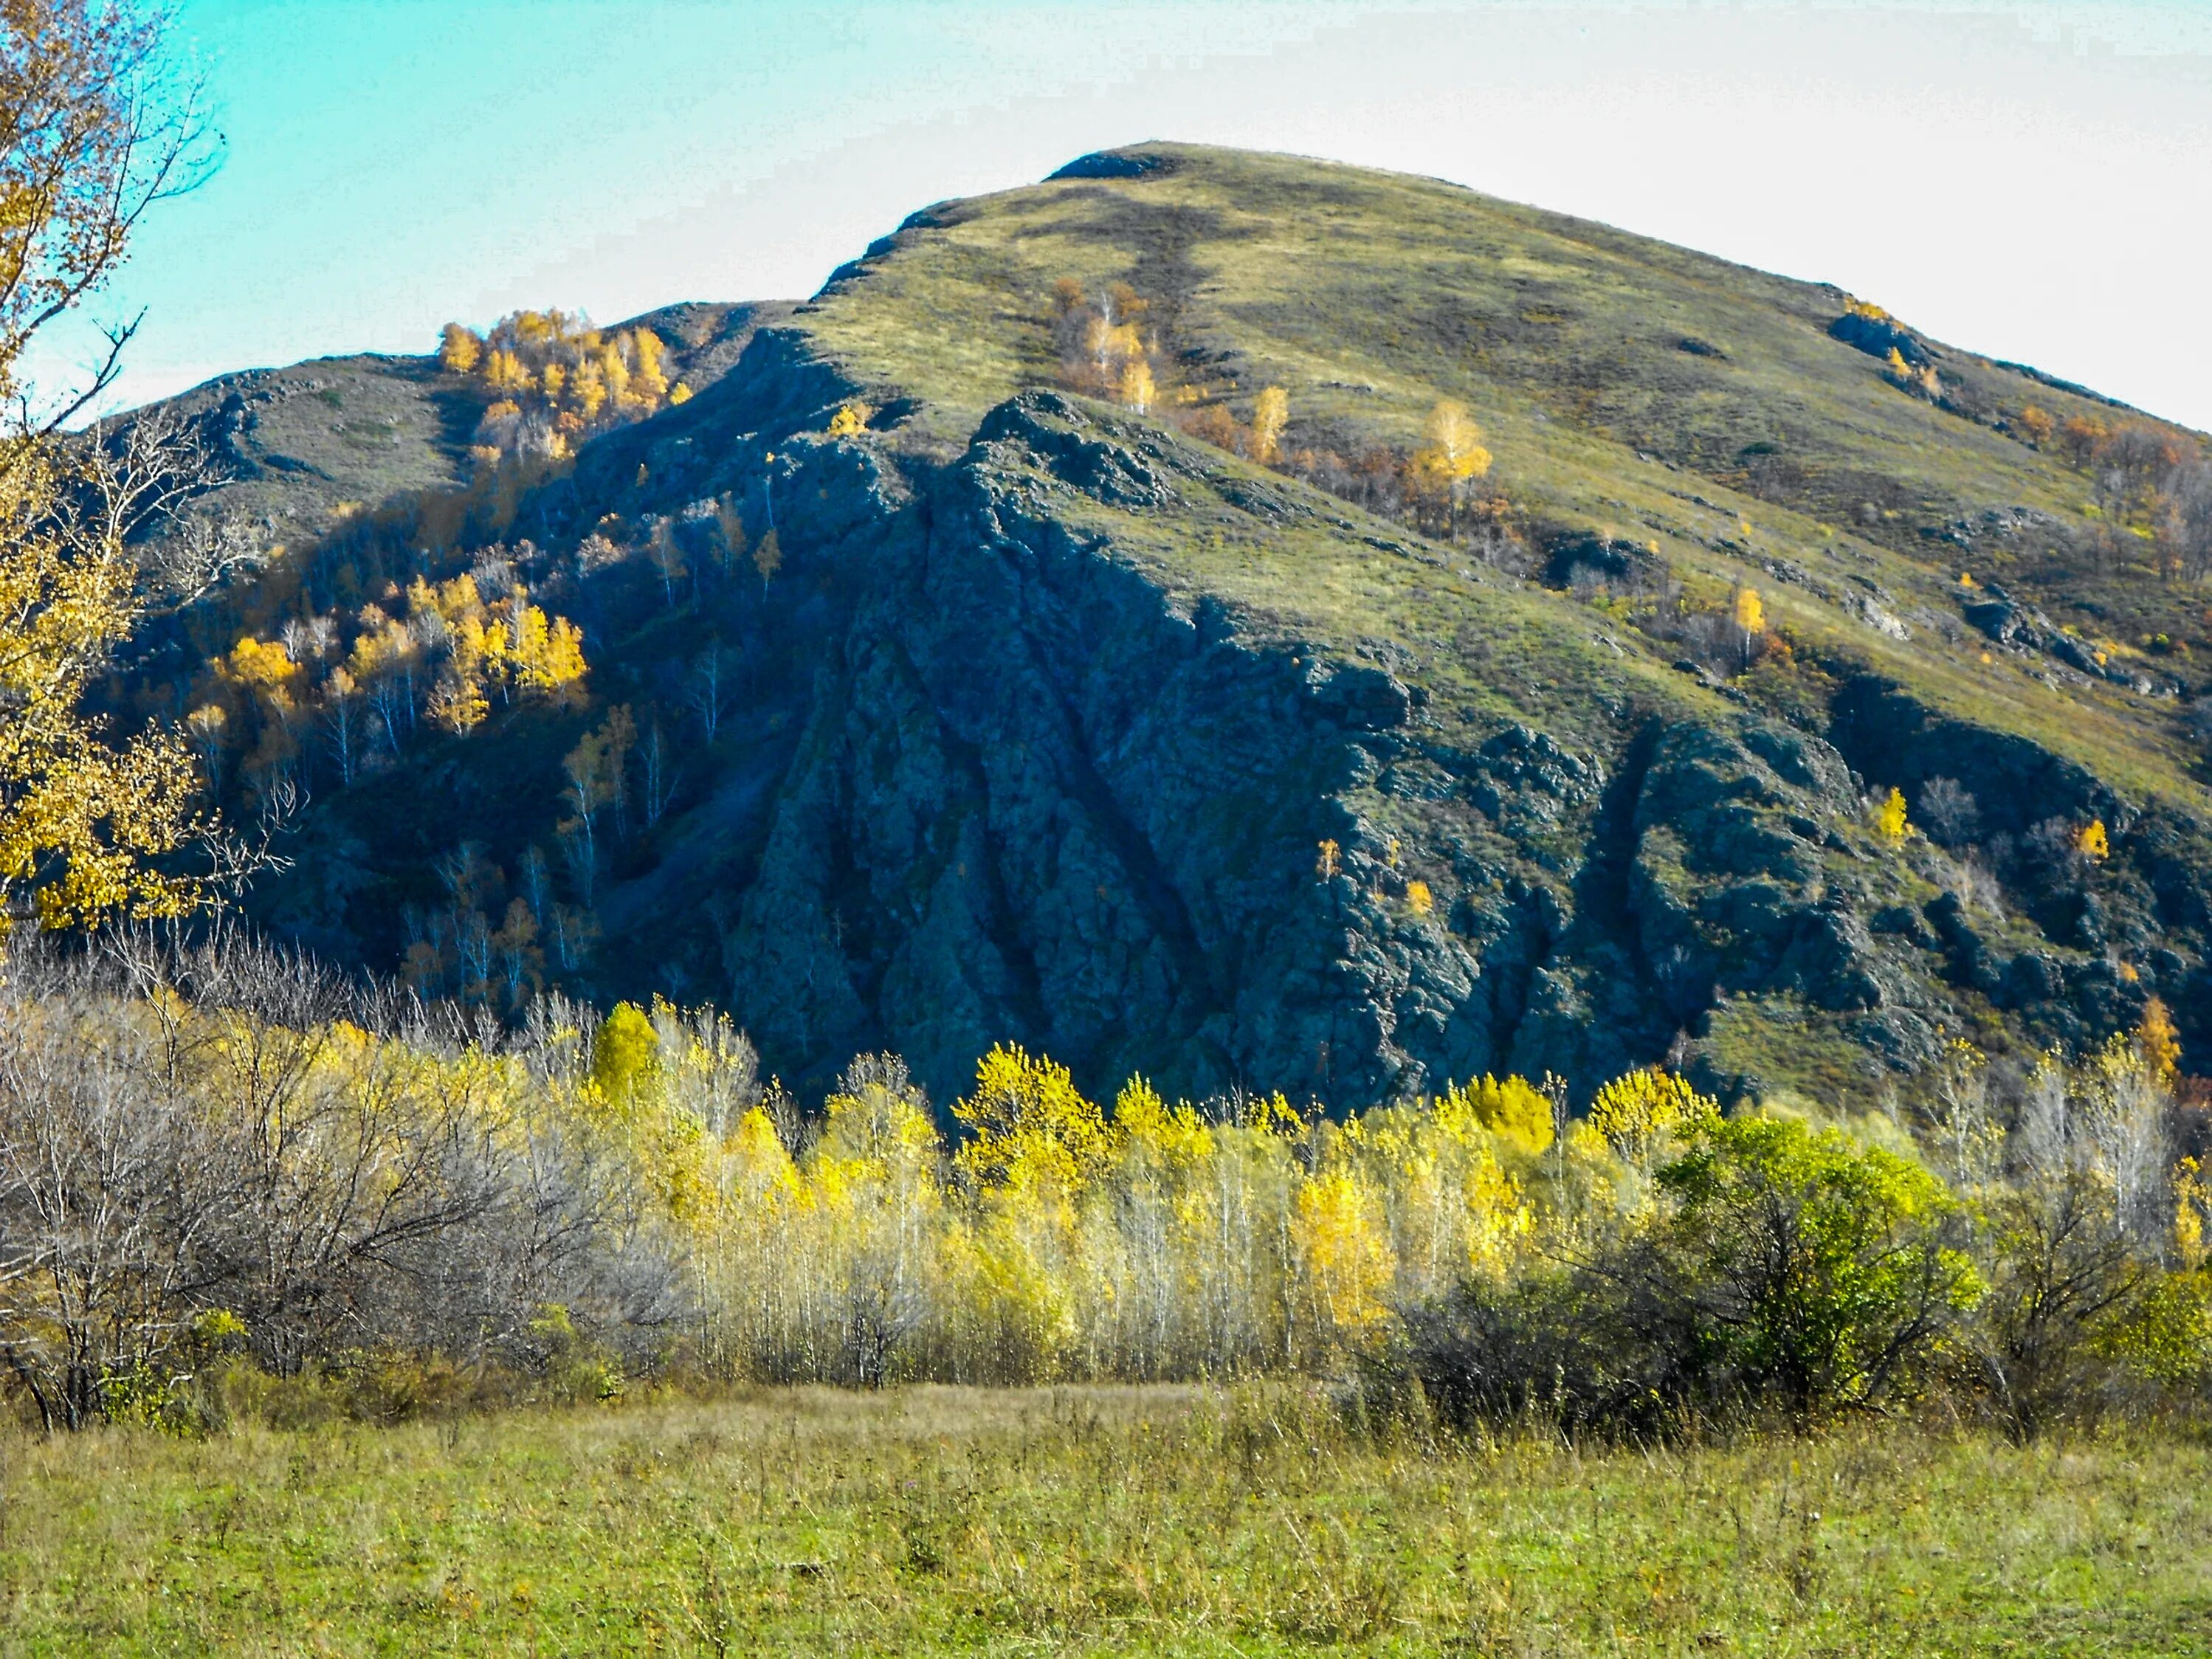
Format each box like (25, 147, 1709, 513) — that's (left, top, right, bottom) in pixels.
(4, 1385, 2209, 1658)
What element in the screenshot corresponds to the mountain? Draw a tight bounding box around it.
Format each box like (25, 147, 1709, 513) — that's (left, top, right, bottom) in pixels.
(120, 143, 2212, 1111)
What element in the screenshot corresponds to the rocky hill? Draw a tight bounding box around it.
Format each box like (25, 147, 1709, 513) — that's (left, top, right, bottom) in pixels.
(123, 144, 2212, 1111)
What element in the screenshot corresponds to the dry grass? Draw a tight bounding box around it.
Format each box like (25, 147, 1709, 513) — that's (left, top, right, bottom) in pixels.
(4, 1384, 2210, 1655)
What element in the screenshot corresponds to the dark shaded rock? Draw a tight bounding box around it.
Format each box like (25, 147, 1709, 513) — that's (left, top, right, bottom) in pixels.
(1872, 904, 1938, 948)
(2005, 951, 2061, 1005)
(1828, 310, 1932, 368)
(1964, 597, 2036, 645)
(976, 391, 1177, 509)
(1543, 534, 1667, 590)
(1049, 151, 1172, 181)
(1307, 662, 1412, 731)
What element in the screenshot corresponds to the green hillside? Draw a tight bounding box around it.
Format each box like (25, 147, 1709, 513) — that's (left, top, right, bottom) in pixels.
(804, 145, 2205, 800)
(125, 145, 2212, 1112)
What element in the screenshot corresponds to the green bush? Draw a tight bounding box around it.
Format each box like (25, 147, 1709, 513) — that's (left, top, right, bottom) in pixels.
(1651, 1117, 1982, 1418)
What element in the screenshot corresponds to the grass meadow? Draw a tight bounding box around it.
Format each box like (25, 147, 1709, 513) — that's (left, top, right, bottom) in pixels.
(4, 1385, 2209, 1656)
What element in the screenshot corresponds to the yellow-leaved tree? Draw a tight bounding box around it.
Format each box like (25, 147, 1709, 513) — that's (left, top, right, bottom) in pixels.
(1733, 585, 1765, 666)
(2137, 996, 2182, 1084)
(1586, 1067, 1717, 1170)
(946, 1044, 1115, 1379)
(0, 3, 220, 929)
(1412, 399, 1492, 534)
(438, 323, 483, 374)
(753, 526, 783, 595)
(1875, 787, 1910, 841)
(1116, 356, 1156, 415)
(1250, 385, 1289, 466)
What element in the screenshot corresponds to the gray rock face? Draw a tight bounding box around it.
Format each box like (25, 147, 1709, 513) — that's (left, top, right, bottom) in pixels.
(611, 383, 2186, 1108)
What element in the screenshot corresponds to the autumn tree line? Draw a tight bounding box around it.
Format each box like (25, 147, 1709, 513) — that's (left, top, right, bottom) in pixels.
(2014, 403, 2212, 583)
(1, 924, 2206, 1440)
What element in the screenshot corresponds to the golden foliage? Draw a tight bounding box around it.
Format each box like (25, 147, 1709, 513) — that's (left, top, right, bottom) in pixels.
(2137, 997, 2182, 1083)
(1250, 385, 1289, 465)
(1875, 787, 1910, 841)
(1439, 1074, 1556, 1156)
(2075, 819, 2111, 861)
(438, 310, 684, 460)
(954, 1043, 1112, 1195)
(1116, 356, 1156, 414)
(753, 526, 783, 591)
(200, 571, 589, 790)
(438, 323, 483, 374)
(1419, 399, 1491, 481)
(1295, 1169, 1393, 1334)
(1587, 1068, 1717, 1159)
(1052, 278, 1167, 414)
(0, 4, 212, 930)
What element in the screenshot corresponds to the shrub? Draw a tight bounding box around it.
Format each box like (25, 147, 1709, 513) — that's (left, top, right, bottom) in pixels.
(1650, 1117, 1981, 1418)
(1382, 1266, 1681, 1438)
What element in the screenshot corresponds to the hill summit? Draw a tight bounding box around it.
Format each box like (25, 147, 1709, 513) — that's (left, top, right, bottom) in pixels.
(124, 143, 2212, 1111)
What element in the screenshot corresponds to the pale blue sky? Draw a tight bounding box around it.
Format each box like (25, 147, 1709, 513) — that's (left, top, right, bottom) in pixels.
(36, 1, 2212, 428)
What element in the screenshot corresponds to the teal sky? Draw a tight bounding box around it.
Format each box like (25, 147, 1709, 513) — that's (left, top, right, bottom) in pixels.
(35, 0, 2212, 428)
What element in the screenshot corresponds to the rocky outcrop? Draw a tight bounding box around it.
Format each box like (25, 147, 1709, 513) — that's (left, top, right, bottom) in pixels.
(1828, 310, 1933, 369)
(546, 373, 2195, 1107)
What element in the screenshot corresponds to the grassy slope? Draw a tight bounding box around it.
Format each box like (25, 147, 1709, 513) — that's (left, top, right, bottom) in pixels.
(5, 1388, 2208, 1655)
(150, 352, 480, 547)
(797, 144, 2208, 813)
(148, 300, 790, 548)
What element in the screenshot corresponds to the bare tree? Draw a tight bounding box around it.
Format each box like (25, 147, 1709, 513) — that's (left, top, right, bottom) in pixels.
(639, 722, 675, 827)
(1918, 776, 1981, 848)
(686, 646, 727, 740)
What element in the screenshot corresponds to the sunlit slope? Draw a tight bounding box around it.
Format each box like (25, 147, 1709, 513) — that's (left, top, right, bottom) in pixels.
(793, 142, 2206, 811)
(142, 300, 785, 547)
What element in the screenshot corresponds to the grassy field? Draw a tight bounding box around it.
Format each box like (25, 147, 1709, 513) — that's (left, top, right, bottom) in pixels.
(5, 1385, 2209, 1656)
